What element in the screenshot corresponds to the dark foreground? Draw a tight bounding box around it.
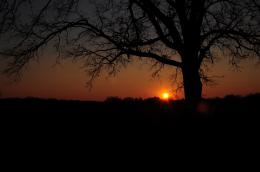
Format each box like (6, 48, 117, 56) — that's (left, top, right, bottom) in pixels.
(1, 94, 260, 165)
(1, 94, 259, 134)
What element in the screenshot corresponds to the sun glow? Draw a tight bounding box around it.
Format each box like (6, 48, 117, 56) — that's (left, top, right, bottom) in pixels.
(162, 92, 170, 100)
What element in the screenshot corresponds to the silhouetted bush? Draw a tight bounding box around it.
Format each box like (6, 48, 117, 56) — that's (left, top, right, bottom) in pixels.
(105, 96, 122, 103)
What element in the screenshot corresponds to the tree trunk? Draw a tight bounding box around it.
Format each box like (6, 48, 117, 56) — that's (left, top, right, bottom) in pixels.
(182, 63, 202, 104)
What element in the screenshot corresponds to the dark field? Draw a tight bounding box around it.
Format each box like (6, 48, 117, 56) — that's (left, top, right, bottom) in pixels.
(1, 94, 259, 135)
(1, 94, 260, 161)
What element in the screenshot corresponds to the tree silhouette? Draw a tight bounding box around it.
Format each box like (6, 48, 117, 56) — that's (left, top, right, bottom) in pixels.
(0, 0, 259, 104)
(0, 1, 18, 35)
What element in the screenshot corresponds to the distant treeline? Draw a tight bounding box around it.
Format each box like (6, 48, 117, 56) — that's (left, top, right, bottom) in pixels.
(1, 92, 260, 103)
(1, 93, 259, 121)
(0, 93, 259, 143)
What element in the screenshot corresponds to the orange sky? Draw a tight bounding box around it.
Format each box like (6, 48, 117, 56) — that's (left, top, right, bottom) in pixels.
(0, 55, 259, 101)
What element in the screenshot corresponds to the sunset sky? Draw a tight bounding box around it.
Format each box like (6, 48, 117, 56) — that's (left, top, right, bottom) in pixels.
(0, 55, 259, 101)
(0, 0, 260, 101)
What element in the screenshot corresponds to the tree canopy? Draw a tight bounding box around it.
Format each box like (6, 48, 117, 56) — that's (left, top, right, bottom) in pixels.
(0, 0, 260, 102)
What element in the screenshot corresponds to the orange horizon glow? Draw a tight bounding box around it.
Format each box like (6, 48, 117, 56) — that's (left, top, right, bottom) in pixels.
(0, 56, 260, 101)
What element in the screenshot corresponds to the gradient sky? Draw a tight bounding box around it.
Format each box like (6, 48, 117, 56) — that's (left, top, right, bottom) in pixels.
(0, 1, 259, 101)
(0, 54, 259, 101)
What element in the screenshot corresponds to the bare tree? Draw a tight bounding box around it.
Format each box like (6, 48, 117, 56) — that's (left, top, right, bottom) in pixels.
(0, 0, 260, 104)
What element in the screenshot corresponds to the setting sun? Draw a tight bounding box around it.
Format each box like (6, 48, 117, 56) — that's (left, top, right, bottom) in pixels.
(162, 92, 170, 100)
